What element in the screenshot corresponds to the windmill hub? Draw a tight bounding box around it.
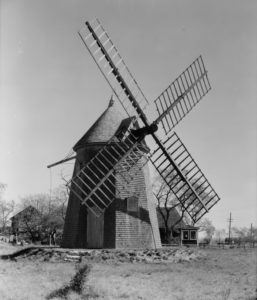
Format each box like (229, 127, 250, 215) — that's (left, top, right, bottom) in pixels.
(131, 123, 158, 139)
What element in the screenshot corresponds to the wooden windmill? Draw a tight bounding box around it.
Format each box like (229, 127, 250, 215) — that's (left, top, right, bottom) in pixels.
(50, 19, 220, 249)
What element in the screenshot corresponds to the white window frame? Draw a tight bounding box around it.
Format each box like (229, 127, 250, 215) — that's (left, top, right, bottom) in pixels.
(182, 230, 189, 240)
(190, 230, 197, 240)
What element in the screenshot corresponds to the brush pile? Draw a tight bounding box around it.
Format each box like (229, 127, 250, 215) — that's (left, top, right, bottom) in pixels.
(1, 246, 204, 263)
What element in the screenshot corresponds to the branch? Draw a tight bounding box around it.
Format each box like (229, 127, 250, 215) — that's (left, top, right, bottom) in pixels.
(170, 208, 185, 231)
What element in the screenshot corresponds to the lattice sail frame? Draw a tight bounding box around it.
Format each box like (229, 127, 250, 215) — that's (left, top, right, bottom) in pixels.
(67, 129, 149, 217)
(154, 56, 211, 135)
(74, 18, 220, 221)
(78, 18, 149, 122)
(150, 132, 220, 223)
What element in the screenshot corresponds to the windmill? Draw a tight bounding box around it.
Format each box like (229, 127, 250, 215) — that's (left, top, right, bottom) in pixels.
(49, 18, 220, 249)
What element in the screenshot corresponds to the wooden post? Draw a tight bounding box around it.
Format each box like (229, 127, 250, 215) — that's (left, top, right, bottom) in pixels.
(228, 212, 232, 244)
(250, 223, 254, 248)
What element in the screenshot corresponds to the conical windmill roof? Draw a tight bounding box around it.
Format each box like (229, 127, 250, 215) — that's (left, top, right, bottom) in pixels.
(73, 98, 128, 150)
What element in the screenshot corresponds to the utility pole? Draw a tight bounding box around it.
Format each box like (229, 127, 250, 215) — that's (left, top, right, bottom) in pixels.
(250, 223, 253, 242)
(228, 212, 233, 244)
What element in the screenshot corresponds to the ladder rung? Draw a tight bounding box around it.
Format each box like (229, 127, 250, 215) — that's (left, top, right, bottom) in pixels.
(80, 169, 98, 189)
(104, 61, 111, 69)
(197, 184, 210, 197)
(188, 169, 201, 182)
(83, 198, 104, 215)
(98, 31, 106, 40)
(82, 32, 93, 41)
(89, 39, 97, 47)
(99, 54, 107, 62)
(173, 149, 187, 162)
(115, 58, 123, 67)
(184, 164, 197, 177)
(169, 143, 183, 157)
(107, 67, 114, 75)
(118, 65, 126, 75)
(71, 179, 88, 197)
(107, 44, 115, 54)
(91, 189, 110, 208)
(76, 174, 91, 193)
(102, 38, 110, 46)
(93, 47, 102, 56)
(181, 159, 193, 172)
(93, 23, 101, 32)
(112, 51, 119, 60)
(87, 164, 116, 192)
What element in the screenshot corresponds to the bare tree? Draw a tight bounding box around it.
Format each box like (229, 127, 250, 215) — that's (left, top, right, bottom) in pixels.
(19, 193, 50, 215)
(50, 184, 69, 221)
(197, 218, 215, 243)
(213, 228, 226, 243)
(153, 169, 211, 243)
(17, 194, 49, 241)
(12, 206, 42, 242)
(231, 226, 257, 243)
(0, 183, 15, 233)
(154, 177, 186, 243)
(17, 185, 68, 242)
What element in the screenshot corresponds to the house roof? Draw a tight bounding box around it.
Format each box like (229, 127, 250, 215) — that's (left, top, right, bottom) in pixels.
(10, 205, 40, 220)
(156, 207, 186, 229)
(73, 98, 129, 150)
(176, 224, 199, 230)
(157, 207, 199, 230)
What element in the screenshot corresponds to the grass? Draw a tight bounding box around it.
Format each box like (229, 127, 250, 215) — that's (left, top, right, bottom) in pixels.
(0, 242, 256, 300)
(86, 248, 257, 299)
(0, 260, 76, 300)
(46, 264, 91, 299)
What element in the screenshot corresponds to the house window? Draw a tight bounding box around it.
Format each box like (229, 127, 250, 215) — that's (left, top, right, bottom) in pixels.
(127, 196, 138, 212)
(182, 230, 189, 240)
(190, 230, 197, 240)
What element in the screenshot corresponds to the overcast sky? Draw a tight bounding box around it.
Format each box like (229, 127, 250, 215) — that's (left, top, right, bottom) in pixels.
(1, 0, 256, 230)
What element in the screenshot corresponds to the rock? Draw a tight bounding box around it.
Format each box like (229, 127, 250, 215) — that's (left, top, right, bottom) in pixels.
(64, 255, 81, 262)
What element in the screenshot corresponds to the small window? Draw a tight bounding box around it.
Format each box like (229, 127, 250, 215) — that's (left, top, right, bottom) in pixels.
(190, 230, 197, 240)
(182, 230, 189, 240)
(127, 196, 138, 212)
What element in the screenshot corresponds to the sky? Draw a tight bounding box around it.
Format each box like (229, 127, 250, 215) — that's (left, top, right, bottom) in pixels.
(1, 0, 256, 231)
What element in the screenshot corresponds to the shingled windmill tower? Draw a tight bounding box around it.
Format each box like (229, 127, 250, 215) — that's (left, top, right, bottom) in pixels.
(62, 98, 161, 249)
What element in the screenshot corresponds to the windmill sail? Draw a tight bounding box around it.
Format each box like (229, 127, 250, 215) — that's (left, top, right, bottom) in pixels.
(67, 130, 149, 217)
(76, 18, 220, 222)
(154, 56, 211, 135)
(78, 18, 149, 122)
(150, 132, 220, 223)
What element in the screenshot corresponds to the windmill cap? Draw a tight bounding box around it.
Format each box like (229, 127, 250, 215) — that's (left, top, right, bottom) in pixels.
(73, 98, 128, 150)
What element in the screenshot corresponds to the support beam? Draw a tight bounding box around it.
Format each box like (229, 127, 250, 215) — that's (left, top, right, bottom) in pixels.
(47, 155, 77, 169)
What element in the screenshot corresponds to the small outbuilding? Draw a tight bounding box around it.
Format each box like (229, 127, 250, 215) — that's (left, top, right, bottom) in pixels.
(157, 207, 199, 246)
(176, 224, 199, 246)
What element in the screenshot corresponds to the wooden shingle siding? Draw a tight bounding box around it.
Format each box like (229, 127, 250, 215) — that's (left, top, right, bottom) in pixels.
(61, 100, 161, 249)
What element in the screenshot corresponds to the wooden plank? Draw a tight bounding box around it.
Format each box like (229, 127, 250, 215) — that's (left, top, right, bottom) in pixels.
(87, 209, 104, 248)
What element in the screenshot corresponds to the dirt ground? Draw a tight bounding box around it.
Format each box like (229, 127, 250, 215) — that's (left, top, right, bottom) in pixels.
(0, 242, 256, 300)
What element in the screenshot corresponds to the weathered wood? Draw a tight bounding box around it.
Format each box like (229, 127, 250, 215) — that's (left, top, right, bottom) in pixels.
(47, 156, 76, 168)
(87, 210, 104, 248)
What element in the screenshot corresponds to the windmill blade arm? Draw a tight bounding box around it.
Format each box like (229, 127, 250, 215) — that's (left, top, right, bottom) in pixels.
(79, 19, 149, 124)
(154, 56, 211, 135)
(150, 132, 220, 223)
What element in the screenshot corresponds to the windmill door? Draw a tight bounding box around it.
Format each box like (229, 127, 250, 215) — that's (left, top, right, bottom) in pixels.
(87, 210, 104, 248)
